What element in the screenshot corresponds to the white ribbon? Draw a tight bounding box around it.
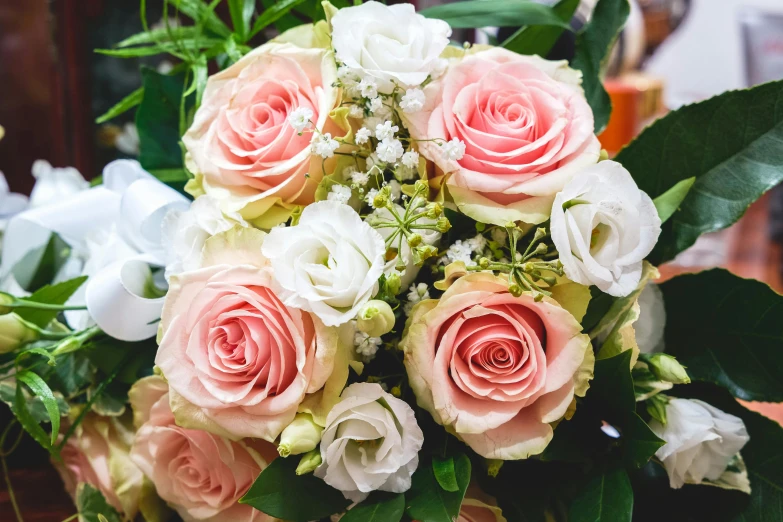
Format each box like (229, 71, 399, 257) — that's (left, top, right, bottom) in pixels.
(1, 160, 189, 341)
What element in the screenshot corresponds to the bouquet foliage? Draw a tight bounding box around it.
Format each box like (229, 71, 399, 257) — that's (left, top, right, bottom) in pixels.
(2, 1, 783, 521)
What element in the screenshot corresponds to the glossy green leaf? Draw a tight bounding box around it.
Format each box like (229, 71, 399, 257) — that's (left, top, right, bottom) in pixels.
(136, 68, 188, 170)
(16, 370, 60, 446)
(502, 0, 578, 57)
(406, 452, 471, 522)
(620, 412, 665, 469)
(571, 0, 630, 133)
(15, 276, 87, 328)
(165, 0, 231, 38)
(77, 483, 123, 522)
(420, 0, 572, 30)
(568, 465, 633, 522)
(228, 0, 255, 41)
(616, 80, 783, 263)
(341, 492, 405, 522)
(115, 26, 204, 48)
(95, 87, 144, 124)
(432, 455, 459, 492)
(661, 269, 783, 401)
(239, 455, 349, 521)
(12, 384, 51, 450)
(652, 176, 695, 224)
(251, 0, 309, 38)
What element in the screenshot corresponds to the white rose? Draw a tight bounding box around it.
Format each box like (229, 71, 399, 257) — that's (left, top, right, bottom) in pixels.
(550, 161, 661, 297)
(331, 1, 451, 93)
(368, 203, 440, 288)
(636, 283, 666, 354)
(650, 399, 749, 489)
(161, 195, 246, 279)
(262, 201, 386, 326)
(315, 383, 423, 502)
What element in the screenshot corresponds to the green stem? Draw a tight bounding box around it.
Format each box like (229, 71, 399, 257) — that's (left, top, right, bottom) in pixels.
(9, 300, 87, 312)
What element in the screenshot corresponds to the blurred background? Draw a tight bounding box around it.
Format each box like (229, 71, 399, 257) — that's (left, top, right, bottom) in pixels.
(1, 0, 783, 518)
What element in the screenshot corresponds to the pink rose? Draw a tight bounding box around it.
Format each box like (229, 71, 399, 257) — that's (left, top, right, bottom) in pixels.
(129, 376, 278, 522)
(183, 42, 341, 227)
(54, 413, 143, 518)
(401, 273, 593, 460)
(405, 48, 600, 225)
(156, 260, 339, 442)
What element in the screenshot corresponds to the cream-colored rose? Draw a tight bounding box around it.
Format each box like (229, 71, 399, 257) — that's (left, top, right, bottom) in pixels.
(404, 48, 600, 225)
(156, 228, 341, 442)
(183, 42, 341, 228)
(129, 376, 278, 522)
(401, 273, 593, 460)
(54, 413, 144, 519)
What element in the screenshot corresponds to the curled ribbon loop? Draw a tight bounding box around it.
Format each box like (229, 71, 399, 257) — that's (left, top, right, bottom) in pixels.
(1, 160, 190, 341)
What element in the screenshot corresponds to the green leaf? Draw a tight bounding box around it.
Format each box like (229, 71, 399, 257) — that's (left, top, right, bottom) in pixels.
(15, 276, 87, 328)
(96, 39, 222, 57)
(581, 286, 615, 332)
(592, 351, 663, 468)
(420, 0, 572, 30)
(136, 68, 189, 171)
(11, 233, 72, 292)
(568, 465, 633, 522)
(502, 0, 578, 57)
(228, 0, 255, 41)
(47, 353, 95, 398)
(616, 80, 783, 264)
(406, 452, 471, 522)
(250, 0, 309, 39)
(85, 338, 157, 385)
(95, 87, 144, 124)
(432, 455, 459, 492)
(16, 370, 60, 446)
(115, 26, 204, 48)
(652, 177, 695, 224)
(148, 168, 191, 184)
(165, 0, 232, 38)
(239, 454, 349, 521)
(341, 492, 405, 522)
(661, 269, 783, 401)
(12, 384, 51, 450)
(0, 381, 68, 425)
(592, 350, 635, 416)
(620, 412, 665, 469)
(571, 0, 630, 133)
(77, 483, 123, 522)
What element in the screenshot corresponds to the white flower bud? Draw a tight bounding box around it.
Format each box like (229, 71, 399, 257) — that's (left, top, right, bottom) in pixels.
(278, 413, 324, 457)
(356, 299, 396, 337)
(0, 313, 39, 354)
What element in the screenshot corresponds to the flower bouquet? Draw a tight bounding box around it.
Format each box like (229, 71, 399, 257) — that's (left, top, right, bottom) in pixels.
(2, 1, 783, 521)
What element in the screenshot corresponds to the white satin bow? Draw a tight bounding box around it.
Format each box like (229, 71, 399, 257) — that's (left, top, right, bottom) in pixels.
(1, 160, 189, 341)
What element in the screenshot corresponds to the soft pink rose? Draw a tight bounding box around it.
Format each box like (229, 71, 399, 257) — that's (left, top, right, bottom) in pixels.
(54, 413, 143, 518)
(183, 42, 341, 227)
(401, 273, 593, 460)
(405, 48, 600, 225)
(156, 262, 339, 442)
(129, 376, 278, 522)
